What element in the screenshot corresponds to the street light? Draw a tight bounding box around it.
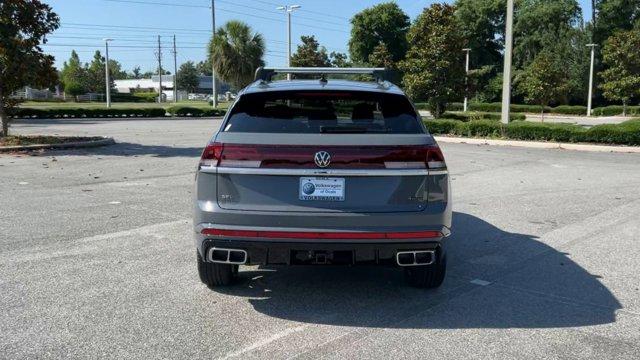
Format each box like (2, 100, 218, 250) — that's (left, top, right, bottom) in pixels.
(103, 38, 113, 108)
(500, 0, 514, 124)
(462, 48, 471, 112)
(276, 4, 301, 80)
(586, 43, 598, 116)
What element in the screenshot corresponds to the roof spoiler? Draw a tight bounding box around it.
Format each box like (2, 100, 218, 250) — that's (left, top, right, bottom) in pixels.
(254, 67, 394, 83)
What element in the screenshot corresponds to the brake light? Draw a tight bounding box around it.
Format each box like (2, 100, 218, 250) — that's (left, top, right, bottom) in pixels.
(200, 144, 445, 170)
(199, 142, 223, 168)
(426, 146, 446, 169)
(201, 228, 442, 239)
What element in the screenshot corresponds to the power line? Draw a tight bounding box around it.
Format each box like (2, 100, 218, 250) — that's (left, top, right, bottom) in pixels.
(214, 0, 347, 27)
(96, 0, 349, 33)
(52, 28, 348, 52)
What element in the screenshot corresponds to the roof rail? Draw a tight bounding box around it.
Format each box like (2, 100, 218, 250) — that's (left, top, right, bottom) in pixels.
(254, 67, 393, 83)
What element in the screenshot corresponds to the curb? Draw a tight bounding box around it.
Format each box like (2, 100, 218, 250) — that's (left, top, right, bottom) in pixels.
(434, 136, 640, 154)
(0, 137, 116, 152)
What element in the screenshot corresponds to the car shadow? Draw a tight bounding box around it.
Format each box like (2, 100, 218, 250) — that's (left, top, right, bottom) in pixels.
(23, 142, 204, 158)
(211, 212, 621, 329)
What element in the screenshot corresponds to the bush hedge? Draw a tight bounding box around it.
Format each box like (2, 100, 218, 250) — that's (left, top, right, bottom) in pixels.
(440, 111, 525, 122)
(591, 106, 640, 117)
(166, 106, 226, 117)
(414, 101, 640, 116)
(425, 118, 640, 145)
(12, 106, 227, 118)
(12, 107, 167, 118)
(111, 92, 158, 103)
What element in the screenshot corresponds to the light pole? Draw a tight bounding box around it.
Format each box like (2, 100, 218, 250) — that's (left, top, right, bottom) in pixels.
(103, 38, 113, 108)
(462, 48, 471, 112)
(500, 0, 514, 124)
(276, 4, 301, 80)
(586, 43, 597, 116)
(211, 0, 218, 108)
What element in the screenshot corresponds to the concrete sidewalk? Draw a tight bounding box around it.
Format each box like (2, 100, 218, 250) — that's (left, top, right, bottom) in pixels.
(435, 136, 640, 153)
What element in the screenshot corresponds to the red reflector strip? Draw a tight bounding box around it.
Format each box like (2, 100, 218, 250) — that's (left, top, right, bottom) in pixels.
(201, 228, 442, 239)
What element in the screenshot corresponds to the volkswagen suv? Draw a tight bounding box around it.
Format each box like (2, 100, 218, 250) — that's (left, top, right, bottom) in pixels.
(194, 67, 451, 288)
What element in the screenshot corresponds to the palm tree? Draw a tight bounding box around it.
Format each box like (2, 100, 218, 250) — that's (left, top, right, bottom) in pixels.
(208, 21, 265, 90)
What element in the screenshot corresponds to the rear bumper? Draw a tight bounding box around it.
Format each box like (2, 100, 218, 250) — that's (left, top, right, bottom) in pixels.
(200, 238, 446, 266)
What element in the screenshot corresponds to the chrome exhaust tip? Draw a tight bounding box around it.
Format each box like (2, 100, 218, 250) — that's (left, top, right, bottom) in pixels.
(206, 247, 247, 265)
(396, 250, 435, 266)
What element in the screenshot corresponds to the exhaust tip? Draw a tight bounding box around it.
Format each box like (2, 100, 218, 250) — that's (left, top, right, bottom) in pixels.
(396, 250, 435, 266)
(207, 247, 247, 265)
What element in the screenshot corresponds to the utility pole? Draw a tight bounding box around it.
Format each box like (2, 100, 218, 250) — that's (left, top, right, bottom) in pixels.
(155, 35, 163, 103)
(210, 0, 218, 107)
(172, 34, 178, 103)
(586, 44, 597, 116)
(277, 4, 301, 80)
(462, 48, 471, 113)
(500, 0, 514, 124)
(103, 38, 113, 108)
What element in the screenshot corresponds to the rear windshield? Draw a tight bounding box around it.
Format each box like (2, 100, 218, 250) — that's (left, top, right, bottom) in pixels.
(223, 90, 423, 134)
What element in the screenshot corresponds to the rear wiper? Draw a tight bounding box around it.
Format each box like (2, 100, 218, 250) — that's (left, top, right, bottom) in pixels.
(320, 126, 368, 134)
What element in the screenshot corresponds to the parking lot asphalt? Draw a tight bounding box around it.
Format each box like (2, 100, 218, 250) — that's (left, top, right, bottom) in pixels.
(2, 117, 640, 359)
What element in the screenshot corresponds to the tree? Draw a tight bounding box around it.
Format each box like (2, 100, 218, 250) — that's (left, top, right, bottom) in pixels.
(348, 2, 409, 65)
(0, 0, 59, 137)
(513, 0, 583, 69)
(290, 35, 331, 67)
(594, 0, 640, 44)
(454, 0, 589, 103)
(329, 52, 350, 68)
(60, 50, 88, 96)
(516, 50, 571, 120)
(368, 43, 394, 69)
(399, 4, 465, 118)
(208, 20, 265, 90)
(455, 0, 505, 70)
(599, 28, 640, 116)
(196, 60, 212, 76)
(81, 51, 123, 92)
(176, 61, 200, 93)
(128, 66, 142, 79)
(108, 59, 127, 80)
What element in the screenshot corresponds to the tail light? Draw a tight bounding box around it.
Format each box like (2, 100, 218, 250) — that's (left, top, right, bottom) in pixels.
(199, 142, 262, 169)
(199, 143, 445, 170)
(199, 142, 223, 168)
(383, 145, 446, 170)
(425, 146, 446, 169)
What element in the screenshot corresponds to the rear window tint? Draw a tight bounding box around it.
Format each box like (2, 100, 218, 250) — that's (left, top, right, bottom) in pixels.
(223, 91, 423, 134)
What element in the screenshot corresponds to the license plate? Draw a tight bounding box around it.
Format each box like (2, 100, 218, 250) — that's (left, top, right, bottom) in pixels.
(299, 177, 345, 201)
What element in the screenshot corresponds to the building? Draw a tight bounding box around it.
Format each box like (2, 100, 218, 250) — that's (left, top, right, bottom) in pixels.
(114, 75, 229, 95)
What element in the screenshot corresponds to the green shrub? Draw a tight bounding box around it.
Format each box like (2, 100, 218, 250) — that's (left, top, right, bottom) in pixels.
(111, 92, 158, 103)
(440, 111, 525, 122)
(504, 122, 585, 142)
(550, 105, 588, 115)
(463, 120, 502, 137)
(424, 119, 460, 134)
(12, 107, 167, 118)
(424, 118, 640, 145)
(167, 106, 204, 116)
(591, 105, 640, 116)
(166, 106, 226, 117)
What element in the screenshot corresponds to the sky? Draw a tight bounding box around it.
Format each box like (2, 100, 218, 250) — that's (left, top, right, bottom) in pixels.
(43, 0, 594, 74)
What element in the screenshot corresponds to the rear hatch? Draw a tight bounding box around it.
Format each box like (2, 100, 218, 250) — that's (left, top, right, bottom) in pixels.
(201, 89, 445, 213)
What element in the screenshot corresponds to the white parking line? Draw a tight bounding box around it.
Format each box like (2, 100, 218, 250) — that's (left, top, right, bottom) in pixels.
(220, 325, 307, 359)
(470, 279, 492, 286)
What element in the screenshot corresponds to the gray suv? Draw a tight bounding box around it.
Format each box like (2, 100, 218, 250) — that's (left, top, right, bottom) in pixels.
(194, 67, 451, 288)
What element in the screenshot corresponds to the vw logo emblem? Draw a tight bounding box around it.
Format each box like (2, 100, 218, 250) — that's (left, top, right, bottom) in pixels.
(314, 151, 331, 168)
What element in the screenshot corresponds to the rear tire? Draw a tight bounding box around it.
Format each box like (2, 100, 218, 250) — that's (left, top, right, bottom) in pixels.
(404, 255, 446, 288)
(197, 250, 238, 287)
